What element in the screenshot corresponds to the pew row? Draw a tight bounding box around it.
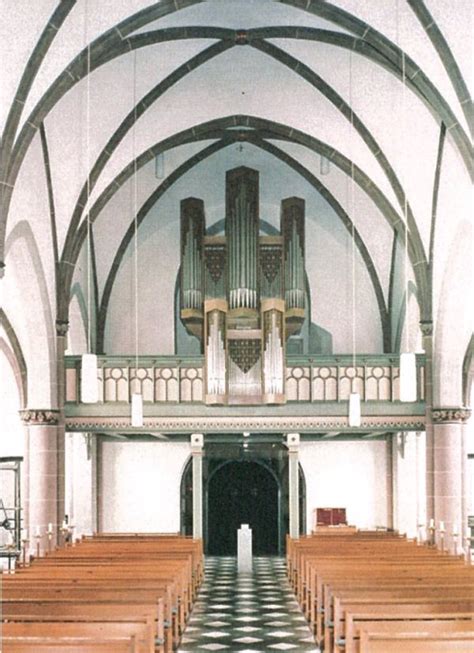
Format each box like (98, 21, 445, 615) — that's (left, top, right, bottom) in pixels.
(287, 531, 474, 653)
(1, 533, 203, 653)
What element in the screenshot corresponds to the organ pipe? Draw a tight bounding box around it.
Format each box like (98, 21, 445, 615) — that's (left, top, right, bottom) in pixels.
(281, 197, 305, 310)
(180, 198, 204, 311)
(226, 167, 259, 310)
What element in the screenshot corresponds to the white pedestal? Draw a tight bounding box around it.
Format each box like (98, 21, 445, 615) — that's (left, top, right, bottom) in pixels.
(237, 524, 252, 574)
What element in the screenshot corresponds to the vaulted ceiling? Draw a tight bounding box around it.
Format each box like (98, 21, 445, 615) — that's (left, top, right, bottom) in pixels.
(1, 1, 472, 371)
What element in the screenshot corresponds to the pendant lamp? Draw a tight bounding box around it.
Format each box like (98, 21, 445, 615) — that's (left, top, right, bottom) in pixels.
(346, 49, 361, 429)
(349, 391, 361, 427)
(130, 50, 143, 428)
(131, 392, 143, 427)
(399, 352, 417, 402)
(80, 24, 98, 405)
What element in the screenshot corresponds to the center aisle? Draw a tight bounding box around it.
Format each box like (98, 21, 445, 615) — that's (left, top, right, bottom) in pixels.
(178, 556, 320, 652)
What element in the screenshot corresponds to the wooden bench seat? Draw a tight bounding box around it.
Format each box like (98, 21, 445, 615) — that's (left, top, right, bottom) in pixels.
(2, 622, 154, 653)
(287, 531, 474, 653)
(2, 636, 142, 653)
(358, 620, 474, 653)
(2, 533, 203, 653)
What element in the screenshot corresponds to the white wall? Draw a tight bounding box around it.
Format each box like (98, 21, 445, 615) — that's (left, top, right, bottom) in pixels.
(392, 432, 426, 539)
(65, 433, 97, 538)
(300, 440, 388, 532)
(99, 441, 189, 533)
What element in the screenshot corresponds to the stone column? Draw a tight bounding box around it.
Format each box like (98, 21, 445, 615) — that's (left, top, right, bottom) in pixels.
(287, 432, 300, 539)
(191, 433, 204, 540)
(20, 409, 61, 553)
(420, 321, 434, 528)
(431, 407, 471, 551)
(391, 434, 401, 532)
(55, 320, 68, 532)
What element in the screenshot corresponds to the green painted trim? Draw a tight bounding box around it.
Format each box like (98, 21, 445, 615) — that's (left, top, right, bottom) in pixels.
(462, 334, 474, 407)
(387, 229, 398, 351)
(0, 0, 76, 196)
(429, 122, 446, 269)
(89, 225, 100, 350)
(277, 0, 472, 174)
(59, 38, 234, 287)
(65, 354, 204, 368)
(38, 123, 59, 267)
(65, 353, 424, 368)
(95, 139, 230, 352)
(407, 0, 473, 136)
(92, 129, 390, 354)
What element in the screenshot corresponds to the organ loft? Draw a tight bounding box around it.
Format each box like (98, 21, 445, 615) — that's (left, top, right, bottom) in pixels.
(180, 166, 305, 405)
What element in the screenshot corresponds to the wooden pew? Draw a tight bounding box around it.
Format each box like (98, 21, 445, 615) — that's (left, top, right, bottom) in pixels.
(287, 531, 474, 653)
(2, 622, 154, 653)
(2, 533, 203, 653)
(358, 621, 474, 653)
(2, 637, 140, 653)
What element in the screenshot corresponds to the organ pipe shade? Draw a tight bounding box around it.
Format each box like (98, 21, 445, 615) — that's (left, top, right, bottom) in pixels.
(263, 308, 285, 397)
(206, 309, 226, 396)
(131, 392, 143, 427)
(348, 392, 361, 427)
(399, 352, 417, 402)
(180, 198, 205, 311)
(80, 353, 99, 403)
(281, 197, 305, 310)
(226, 167, 259, 310)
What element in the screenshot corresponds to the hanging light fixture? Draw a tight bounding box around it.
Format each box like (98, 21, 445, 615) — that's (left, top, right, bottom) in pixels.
(80, 5, 98, 404)
(400, 352, 417, 401)
(131, 49, 143, 427)
(347, 48, 361, 428)
(398, 18, 417, 403)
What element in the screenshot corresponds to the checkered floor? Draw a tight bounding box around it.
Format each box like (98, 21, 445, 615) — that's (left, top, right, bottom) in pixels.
(177, 556, 320, 652)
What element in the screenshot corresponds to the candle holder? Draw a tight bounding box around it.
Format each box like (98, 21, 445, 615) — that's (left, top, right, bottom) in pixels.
(417, 523, 425, 544)
(6, 537, 16, 574)
(35, 531, 42, 558)
(428, 524, 436, 547)
(439, 523, 446, 553)
(452, 530, 459, 556)
(21, 534, 29, 567)
(60, 523, 70, 546)
(47, 530, 53, 553)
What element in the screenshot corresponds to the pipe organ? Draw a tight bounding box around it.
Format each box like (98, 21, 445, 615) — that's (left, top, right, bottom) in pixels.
(180, 166, 306, 405)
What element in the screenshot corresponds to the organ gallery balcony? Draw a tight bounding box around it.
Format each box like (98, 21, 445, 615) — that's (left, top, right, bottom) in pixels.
(63, 353, 426, 434)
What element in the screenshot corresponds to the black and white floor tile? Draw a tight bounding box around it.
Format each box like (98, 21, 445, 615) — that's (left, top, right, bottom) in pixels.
(178, 557, 320, 652)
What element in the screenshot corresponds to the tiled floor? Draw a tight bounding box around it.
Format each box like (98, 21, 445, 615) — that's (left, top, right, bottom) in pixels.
(177, 556, 320, 652)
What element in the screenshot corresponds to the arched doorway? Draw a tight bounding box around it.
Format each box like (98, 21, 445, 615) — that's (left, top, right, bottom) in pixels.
(207, 460, 279, 556)
(180, 442, 307, 555)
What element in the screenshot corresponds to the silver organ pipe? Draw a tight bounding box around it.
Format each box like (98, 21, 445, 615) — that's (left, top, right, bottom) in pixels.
(226, 167, 259, 310)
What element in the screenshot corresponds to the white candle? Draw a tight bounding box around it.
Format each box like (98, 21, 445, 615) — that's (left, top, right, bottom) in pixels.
(452, 523, 459, 536)
(35, 526, 40, 537)
(62, 519, 67, 529)
(439, 520, 445, 532)
(47, 522, 53, 534)
(429, 518, 435, 529)
(21, 529, 28, 541)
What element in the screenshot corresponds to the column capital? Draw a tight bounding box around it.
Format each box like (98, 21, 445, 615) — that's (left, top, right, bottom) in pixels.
(431, 407, 471, 424)
(19, 409, 60, 425)
(55, 320, 69, 337)
(286, 432, 300, 452)
(191, 433, 204, 452)
(419, 320, 433, 337)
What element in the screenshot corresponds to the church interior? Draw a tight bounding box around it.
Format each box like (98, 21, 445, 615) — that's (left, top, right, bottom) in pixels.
(1, 1, 473, 651)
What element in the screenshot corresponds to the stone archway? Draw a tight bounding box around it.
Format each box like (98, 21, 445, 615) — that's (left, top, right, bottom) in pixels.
(207, 460, 280, 556)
